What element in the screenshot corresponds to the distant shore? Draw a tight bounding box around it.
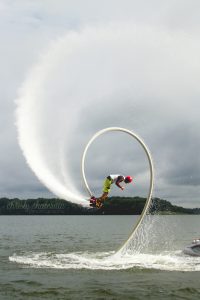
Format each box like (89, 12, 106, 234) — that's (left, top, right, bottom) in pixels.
(0, 197, 199, 215)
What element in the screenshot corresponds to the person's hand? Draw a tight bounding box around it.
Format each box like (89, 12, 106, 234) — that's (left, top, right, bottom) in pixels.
(121, 186, 124, 191)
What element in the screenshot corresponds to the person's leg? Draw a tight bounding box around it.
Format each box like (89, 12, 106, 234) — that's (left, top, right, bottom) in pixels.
(96, 178, 111, 207)
(98, 192, 108, 201)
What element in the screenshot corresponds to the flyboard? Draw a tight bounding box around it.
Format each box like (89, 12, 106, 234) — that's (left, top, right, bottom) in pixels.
(89, 196, 102, 209)
(81, 127, 154, 252)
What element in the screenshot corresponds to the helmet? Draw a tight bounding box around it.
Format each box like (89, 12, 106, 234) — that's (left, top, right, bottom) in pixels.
(125, 176, 133, 183)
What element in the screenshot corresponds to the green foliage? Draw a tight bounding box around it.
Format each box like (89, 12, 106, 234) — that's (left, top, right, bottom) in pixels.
(0, 198, 88, 215)
(150, 198, 200, 214)
(0, 197, 199, 215)
(103, 196, 146, 215)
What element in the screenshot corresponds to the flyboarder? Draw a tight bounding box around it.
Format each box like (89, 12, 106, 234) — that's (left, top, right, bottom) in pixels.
(90, 175, 133, 208)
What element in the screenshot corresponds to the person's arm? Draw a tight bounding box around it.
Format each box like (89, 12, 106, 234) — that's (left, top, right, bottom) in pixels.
(115, 176, 124, 190)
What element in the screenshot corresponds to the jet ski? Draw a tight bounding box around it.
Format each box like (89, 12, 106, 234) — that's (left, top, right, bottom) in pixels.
(183, 239, 200, 256)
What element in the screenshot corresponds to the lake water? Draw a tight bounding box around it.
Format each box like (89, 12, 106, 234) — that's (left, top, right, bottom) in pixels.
(0, 215, 200, 299)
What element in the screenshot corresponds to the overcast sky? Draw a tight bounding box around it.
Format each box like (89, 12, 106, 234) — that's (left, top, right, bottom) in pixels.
(0, 0, 200, 207)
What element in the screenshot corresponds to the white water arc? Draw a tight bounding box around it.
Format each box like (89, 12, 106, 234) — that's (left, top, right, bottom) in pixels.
(81, 127, 154, 252)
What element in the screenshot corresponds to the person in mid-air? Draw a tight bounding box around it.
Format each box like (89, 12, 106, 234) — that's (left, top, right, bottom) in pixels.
(92, 175, 133, 208)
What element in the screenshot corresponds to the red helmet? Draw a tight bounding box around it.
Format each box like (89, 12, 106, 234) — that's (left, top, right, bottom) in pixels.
(125, 176, 133, 183)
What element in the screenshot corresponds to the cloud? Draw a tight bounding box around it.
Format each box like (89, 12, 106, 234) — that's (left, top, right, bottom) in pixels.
(1, 1, 200, 207)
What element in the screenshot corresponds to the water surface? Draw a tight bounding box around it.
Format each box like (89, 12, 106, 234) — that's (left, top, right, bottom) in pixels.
(0, 215, 200, 299)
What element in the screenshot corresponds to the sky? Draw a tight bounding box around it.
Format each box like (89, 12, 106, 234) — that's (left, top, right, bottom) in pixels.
(0, 0, 200, 207)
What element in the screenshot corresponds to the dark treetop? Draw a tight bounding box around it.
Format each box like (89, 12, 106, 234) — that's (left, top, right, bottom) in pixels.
(0, 197, 199, 215)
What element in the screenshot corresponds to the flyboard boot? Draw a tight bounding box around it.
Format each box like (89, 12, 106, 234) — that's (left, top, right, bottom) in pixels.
(95, 194, 108, 208)
(95, 199, 103, 209)
(89, 196, 104, 208)
(89, 196, 97, 207)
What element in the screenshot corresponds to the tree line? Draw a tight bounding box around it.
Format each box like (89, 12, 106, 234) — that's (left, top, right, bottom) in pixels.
(0, 197, 199, 215)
